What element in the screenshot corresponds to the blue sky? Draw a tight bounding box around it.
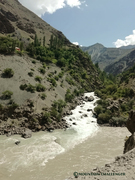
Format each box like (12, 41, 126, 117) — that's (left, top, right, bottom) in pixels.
(19, 0, 135, 47)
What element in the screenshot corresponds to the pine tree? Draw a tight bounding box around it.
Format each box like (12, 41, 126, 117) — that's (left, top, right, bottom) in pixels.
(49, 34, 54, 49)
(43, 36, 45, 47)
(34, 34, 38, 47)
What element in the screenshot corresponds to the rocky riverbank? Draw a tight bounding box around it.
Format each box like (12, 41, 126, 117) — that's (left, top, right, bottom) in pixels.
(0, 99, 69, 138)
(67, 148, 135, 180)
(0, 93, 129, 139)
(0, 94, 96, 138)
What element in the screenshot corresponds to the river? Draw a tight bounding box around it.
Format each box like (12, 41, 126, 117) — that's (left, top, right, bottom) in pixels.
(0, 92, 130, 180)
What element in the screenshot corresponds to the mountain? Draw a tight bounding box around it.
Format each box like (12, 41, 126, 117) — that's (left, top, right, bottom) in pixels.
(105, 49, 135, 75)
(0, 0, 102, 136)
(81, 43, 133, 70)
(0, 0, 71, 47)
(120, 45, 135, 49)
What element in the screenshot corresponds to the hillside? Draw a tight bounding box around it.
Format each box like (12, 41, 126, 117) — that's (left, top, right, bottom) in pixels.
(0, 0, 102, 136)
(81, 43, 132, 70)
(105, 49, 135, 75)
(0, 0, 71, 47)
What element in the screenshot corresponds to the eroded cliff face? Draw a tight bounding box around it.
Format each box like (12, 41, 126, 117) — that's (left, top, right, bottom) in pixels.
(124, 110, 135, 153)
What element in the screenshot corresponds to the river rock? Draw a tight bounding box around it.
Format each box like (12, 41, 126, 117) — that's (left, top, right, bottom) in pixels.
(87, 108, 92, 112)
(88, 96, 94, 101)
(15, 141, 20, 145)
(66, 111, 73, 115)
(21, 129, 32, 138)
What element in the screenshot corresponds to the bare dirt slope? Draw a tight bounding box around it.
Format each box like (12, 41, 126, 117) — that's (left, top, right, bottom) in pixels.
(0, 54, 77, 113)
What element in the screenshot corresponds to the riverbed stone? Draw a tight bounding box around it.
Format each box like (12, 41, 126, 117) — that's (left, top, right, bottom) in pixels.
(15, 141, 20, 145)
(21, 129, 32, 138)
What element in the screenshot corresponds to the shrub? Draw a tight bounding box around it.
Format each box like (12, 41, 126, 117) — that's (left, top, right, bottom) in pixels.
(41, 93, 47, 100)
(54, 75, 59, 81)
(39, 67, 45, 74)
(65, 89, 74, 102)
(94, 90, 102, 97)
(58, 71, 64, 78)
(36, 84, 46, 92)
(52, 99, 66, 113)
(66, 77, 75, 85)
(27, 84, 36, 93)
(35, 76, 42, 83)
(121, 103, 128, 112)
(97, 112, 111, 123)
(20, 84, 28, 90)
(48, 73, 53, 77)
(42, 112, 51, 124)
(28, 72, 34, 77)
(52, 59, 57, 64)
(32, 60, 36, 64)
(3, 68, 14, 78)
(109, 117, 127, 126)
(9, 103, 19, 109)
(31, 68, 35, 71)
(50, 78, 57, 87)
(16, 50, 23, 56)
(94, 105, 104, 115)
(42, 63, 46, 69)
(73, 89, 80, 96)
(0, 104, 3, 110)
(2, 90, 13, 99)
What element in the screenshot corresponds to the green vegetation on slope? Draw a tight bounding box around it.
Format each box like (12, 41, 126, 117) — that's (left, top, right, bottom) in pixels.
(94, 65, 135, 126)
(0, 35, 102, 130)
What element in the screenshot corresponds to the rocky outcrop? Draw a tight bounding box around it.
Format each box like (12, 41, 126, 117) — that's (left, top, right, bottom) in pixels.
(124, 110, 135, 153)
(0, 13, 15, 33)
(1, 9, 18, 22)
(124, 133, 135, 154)
(126, 110, 135, 134)
(16, 21, 36, 34)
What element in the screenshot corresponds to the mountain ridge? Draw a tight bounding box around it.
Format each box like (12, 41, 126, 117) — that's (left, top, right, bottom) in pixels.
(81, 43, 133, 71)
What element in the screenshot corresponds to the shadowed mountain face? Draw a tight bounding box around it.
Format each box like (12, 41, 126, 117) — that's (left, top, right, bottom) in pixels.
(105, 49, 135, 75)
(0, 0, 71, 46)
(81, 43, 133, 71)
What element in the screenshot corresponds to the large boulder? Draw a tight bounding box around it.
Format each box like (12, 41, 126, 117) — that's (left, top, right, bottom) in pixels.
(88, 96, 94, 102)
(124, 110, 135, 153)
(126, 110, 135, 134)
(21, 129, 32, 138)
(124, 133, 135, 154)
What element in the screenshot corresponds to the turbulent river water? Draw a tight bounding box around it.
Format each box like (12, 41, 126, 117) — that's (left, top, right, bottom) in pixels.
(0, 92, 130, 180)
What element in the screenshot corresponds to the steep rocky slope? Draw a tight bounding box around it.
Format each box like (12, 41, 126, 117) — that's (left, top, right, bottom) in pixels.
(0, 0, 71, 47)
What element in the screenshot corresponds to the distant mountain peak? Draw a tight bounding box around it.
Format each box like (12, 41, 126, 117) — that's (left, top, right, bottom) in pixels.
(93, 43, 104, 47)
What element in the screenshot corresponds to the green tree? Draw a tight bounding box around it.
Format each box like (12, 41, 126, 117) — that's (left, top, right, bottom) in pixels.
(43, 36, 45, 47)
(34, 34, 39, 47)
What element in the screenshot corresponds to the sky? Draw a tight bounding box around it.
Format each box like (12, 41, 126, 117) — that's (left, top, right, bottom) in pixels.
(18, 0, 135, 48)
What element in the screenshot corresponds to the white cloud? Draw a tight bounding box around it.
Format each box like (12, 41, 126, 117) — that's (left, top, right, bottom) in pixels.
(18, 0, 84, 17)
(72, 42, 79, 45)
(72, 42, 83, 46)
(114, 30, 135, 48)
